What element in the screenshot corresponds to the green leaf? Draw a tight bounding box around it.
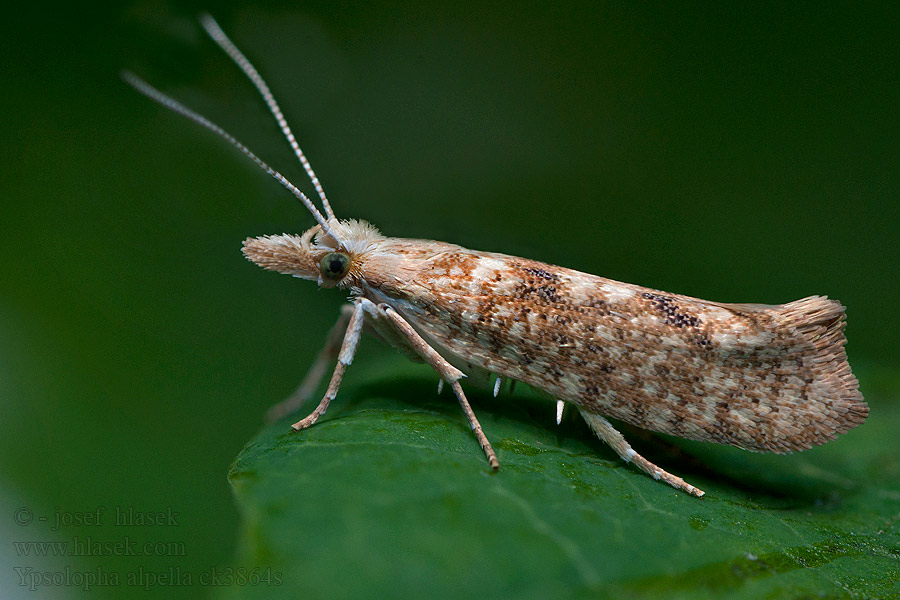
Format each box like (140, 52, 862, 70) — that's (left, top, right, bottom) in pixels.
(224, 355, 900, 600)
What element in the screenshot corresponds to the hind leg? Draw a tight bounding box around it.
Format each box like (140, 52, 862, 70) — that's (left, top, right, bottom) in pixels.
(579, 409, 704, 497)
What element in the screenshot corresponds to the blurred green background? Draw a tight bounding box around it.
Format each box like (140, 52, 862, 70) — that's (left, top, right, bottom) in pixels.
(2, 2, 898, 599)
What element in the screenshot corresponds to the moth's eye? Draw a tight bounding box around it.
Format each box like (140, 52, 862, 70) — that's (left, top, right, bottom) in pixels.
(319, 252, 351, 281)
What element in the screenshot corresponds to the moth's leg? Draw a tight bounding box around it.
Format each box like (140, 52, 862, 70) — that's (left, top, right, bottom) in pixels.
(291, 300, 365, 431)
(578, 408, 705, 497)
(266, 304, 355, 422)
(380, 305, 500, 470)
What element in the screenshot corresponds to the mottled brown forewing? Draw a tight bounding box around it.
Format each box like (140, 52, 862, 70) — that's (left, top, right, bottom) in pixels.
(369, 243, 866, 454)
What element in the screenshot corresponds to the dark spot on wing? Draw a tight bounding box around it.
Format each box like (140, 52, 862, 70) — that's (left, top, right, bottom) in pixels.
(523, 267, 559, 281)
(641, 292, 702, 329)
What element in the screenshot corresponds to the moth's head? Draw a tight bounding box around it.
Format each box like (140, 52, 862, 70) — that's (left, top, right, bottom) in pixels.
(242, 219, 383, 289)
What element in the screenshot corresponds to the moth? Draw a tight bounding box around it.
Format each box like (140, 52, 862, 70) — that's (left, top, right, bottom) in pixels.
(125, 14, 867, 497)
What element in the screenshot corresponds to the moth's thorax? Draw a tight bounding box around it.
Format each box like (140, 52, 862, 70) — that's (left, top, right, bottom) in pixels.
(355, 238, 470, 293)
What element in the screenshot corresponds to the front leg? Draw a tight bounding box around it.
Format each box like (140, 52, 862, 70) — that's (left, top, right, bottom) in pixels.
(380, 305, 499, 470)
(290, 299, 365, 431)
(266, 303, 355, 422)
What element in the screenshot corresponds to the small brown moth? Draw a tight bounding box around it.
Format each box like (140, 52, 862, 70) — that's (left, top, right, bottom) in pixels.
(125, 15, 868, 497)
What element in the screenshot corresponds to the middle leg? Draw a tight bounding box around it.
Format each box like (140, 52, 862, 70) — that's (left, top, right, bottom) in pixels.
(379, 305, 499, 470)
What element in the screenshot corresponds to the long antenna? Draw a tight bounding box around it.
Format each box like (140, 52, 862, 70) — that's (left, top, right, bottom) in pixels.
(199, 13, 335, 221)
(121, 70, 336, 238)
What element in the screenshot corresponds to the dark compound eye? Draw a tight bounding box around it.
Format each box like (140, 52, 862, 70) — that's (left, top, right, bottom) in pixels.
(319, 252, 351, 280)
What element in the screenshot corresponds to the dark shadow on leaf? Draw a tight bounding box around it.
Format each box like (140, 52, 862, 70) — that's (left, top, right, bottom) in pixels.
(270, 372, 853, 507)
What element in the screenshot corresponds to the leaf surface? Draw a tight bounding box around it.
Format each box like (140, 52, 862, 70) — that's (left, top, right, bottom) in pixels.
(224, 356, 900, 599)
